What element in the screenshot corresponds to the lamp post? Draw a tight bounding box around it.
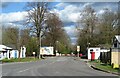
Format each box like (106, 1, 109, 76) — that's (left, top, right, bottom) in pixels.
(56, 41, 59, 55)
(77, 46, 80, 58)
(39, 31, 42, 59)
(76, 27, 81, 58)
(88, 43, 90, 48)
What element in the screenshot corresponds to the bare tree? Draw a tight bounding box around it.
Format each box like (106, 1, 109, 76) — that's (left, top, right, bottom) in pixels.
(20, 29, 30, 46)
(25, 2, 48, 58)
(44, 13, 64, 54)
(77, 5, 97, 51)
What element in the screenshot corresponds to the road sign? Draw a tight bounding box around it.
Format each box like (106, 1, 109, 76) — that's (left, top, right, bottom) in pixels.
(77, 46, 80, 52)
(33, 52, 36, 59)
(33, 52, 35, 55)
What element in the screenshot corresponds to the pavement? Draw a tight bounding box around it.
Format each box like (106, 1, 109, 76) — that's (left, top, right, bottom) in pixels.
(1, 56, 119, 76)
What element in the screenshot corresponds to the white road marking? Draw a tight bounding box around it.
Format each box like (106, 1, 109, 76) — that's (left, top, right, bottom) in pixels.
(17, 61, 56, 74)
(17, 68, 30, 73)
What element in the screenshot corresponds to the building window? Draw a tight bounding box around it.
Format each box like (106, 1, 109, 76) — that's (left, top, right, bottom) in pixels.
(90, 49, 93, 52)
(114, 38, 117, 48)
(96, 49, 99, 51)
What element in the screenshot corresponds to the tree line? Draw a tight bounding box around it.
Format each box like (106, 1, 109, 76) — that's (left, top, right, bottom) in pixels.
(76, 5, 119, 54)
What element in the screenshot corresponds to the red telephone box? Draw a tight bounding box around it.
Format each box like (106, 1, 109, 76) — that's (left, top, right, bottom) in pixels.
(91, 52, 95, 61)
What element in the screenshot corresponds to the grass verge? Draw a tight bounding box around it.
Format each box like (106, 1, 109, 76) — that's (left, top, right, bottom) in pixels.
(88, 60, 120, 73)
(1, 57, 40, 63)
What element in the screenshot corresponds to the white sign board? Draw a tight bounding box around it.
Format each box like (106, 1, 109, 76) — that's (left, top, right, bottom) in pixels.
(33, 52, 35, 55)
(77, 46, 80, 52)
(40, 47, 54, 55)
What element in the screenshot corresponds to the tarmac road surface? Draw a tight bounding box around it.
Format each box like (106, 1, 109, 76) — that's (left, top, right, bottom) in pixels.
(1, 56, 118, 76)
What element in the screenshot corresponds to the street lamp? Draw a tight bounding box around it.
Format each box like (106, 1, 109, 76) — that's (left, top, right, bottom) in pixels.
(76, 27, 81, 58)
(88, 43, 90, 48)
(77, 46, 80, 58)
(56, 41, 59, 54)
(39, 31, 42, 59)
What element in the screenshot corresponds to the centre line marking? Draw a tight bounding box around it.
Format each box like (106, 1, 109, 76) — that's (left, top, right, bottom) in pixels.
(17, 69, 30, 73)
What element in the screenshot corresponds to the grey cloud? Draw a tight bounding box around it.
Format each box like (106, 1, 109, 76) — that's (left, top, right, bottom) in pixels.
(58, 0, 119, 2)
(1, 0, 120, 2)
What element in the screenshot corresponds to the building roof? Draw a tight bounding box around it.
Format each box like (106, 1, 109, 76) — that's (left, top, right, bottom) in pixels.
(0, 48, 6, 51)
(0, 45, 12, 51)
(100, 49, 110, 52)
(115, 35, 120, 43)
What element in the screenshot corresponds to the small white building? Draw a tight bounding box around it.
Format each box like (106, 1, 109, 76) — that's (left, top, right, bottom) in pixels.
(87, 47, 110, 60)
(0, 45, 26, 60)
(87, 47, 101, 60)
(0, 45, 13, 60)
(0, 48, 7, 60)
(20, 46, 26, 58)
(10, 50, 19, 58)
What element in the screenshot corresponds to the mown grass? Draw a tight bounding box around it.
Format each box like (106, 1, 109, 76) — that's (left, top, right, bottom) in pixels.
(89, 60, 120, 73)
(1, 57, 40, 63)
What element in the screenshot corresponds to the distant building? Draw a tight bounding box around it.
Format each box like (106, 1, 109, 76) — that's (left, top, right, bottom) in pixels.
(0, 45, 26, 60)
(87, 47, 101, 60)
(20, 46, 26, 58)
(87, 47, 110, 60)
(112, 35, 120, 48)
(10, 50, 19, 59)
(0, 45, 13, 60)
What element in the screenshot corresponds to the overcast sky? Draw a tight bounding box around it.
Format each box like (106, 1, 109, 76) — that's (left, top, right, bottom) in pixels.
(1, 1, 119, 45)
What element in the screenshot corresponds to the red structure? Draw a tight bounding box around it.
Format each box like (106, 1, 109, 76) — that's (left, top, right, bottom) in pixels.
(91, 52, 95, 61)
(79, 53, 82, 57)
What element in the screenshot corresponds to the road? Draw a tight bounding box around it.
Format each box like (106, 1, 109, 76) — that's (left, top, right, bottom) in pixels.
(1, 57, 118, 76)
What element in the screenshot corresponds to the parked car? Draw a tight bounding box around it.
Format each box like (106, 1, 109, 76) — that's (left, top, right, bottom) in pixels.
(81, 54, 87, 59)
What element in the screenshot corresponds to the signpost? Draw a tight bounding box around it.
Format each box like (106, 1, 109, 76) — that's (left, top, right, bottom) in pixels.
(33, 52, 35, 59)
(77, 46, 80, 58)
